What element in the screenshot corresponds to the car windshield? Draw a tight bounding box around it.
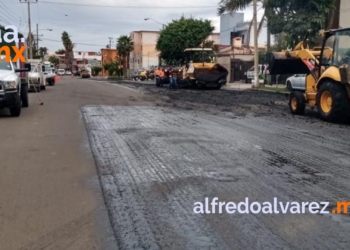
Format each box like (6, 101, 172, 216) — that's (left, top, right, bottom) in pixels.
(0, 61, 12, 71)
(43, 65, 51, 72)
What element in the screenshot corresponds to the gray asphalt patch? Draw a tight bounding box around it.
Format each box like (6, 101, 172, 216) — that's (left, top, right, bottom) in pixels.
(82, 105, 350, 249)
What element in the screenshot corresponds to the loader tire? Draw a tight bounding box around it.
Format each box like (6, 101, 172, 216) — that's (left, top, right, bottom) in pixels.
(316, 81, 349, 122)
(289, 91, 305, 115)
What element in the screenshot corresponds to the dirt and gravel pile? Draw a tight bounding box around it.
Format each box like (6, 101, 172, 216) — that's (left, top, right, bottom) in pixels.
(116, 82, 289, 117)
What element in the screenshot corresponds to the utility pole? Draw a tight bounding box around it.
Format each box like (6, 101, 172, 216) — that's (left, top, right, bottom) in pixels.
(20, 0, 38, 59)
(36, 23, 39, 57)
(253, 0, 259, 88)
(108, 37, 113, 49)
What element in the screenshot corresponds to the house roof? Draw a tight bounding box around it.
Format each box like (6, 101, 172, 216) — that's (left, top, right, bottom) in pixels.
(131, 30, 161, 34)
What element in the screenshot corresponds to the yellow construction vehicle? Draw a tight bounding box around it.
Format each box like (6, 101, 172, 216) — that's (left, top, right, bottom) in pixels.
(177, 48, 228, 89)
(269, 28, 350, 122)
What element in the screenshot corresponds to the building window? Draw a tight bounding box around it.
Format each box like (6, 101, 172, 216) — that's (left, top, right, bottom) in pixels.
(242, 35, 245, 44)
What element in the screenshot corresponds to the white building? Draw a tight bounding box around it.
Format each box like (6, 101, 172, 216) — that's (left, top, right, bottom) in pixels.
(220, 12, 273, 47)
(73, 51, 101, 69)
(340, 0, 350, 28)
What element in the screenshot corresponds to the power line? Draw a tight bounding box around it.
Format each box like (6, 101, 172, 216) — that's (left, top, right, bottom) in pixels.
(39, 0, 216, 9)
(0, 2, 21, 26)
(41, 38, 106, 47)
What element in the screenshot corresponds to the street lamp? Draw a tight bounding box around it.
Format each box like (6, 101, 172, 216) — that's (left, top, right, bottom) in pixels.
(36, 24, 52, 56)
(144, 17, 166, 30)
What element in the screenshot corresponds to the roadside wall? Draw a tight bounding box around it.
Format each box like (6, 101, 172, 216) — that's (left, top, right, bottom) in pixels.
(217, 56, 231, 83)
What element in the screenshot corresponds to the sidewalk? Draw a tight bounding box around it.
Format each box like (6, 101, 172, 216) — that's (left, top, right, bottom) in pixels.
(223, 82, 252, 90)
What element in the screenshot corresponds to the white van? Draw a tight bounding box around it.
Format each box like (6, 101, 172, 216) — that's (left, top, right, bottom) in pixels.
(244, 64, 268, 83)
(57, 69, 65, 76)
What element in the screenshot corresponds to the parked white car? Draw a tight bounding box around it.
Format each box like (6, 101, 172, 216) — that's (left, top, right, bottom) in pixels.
(286, 74, 306, 90)
(28, 61, 45, 92)
(57, 69, 65, 76)
(244, 64, 268, 83)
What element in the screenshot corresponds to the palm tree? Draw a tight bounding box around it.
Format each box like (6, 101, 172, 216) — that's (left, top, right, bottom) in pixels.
(61, 31, 74, 70)
(218, 0, 270, 49)
(38, 47, 48, 58)
(116, 35, 134, 77)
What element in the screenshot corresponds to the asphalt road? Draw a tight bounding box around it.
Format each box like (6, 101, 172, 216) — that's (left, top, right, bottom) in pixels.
(0, 77, 156, 250)
(84, 81, 350, 249)
(2, 78, 350, 249)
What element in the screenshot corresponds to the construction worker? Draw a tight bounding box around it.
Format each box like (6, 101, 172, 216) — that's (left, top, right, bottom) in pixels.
(155, 67, 161, 86)
(158, 68, 165, 87)
(168, 67, 178, 89)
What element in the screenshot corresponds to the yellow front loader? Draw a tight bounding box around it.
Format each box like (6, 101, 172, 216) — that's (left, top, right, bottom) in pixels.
(269, 29, 350, 122)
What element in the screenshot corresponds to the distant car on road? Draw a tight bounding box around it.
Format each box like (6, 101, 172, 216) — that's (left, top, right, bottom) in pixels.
(57, 69, 65, 76)
(81, 70, 90, 78)
(65, 70, 72, 75)
(286, 74, 306, 91)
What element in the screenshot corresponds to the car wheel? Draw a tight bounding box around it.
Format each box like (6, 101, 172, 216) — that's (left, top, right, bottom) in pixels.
(21, 84, 29, 108)
(10, 92, 21, 117)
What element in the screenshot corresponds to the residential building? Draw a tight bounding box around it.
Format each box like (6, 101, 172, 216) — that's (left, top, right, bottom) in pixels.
(74, 51, 101, 69)
(340, 0, 350, 28)
(129, 30, 161, 71)
(220, 12, 272, 47)
(100, 48, 118, 77)
(206, 32, 220, 44)
(129, 30, 222, 72)
(220, 13, 244, 45)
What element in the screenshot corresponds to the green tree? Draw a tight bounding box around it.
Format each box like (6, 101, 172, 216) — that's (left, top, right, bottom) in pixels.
(103, 62, 122, 76)
(48, 55, 59, 67)
(55, 49, 65, 54)
(203, 40, 220, 53)
(265, 0, 336, 48)
(218, 0, 271, 49)
(116, 35, 134, 77)
(38, 47, 48, 58)
(92, 66, 103, 76)
(61, 31, 74, 70)
(156, 16, 214, 64)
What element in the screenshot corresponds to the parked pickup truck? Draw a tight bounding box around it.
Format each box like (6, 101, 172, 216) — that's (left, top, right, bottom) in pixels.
(0, 56, 31, 116)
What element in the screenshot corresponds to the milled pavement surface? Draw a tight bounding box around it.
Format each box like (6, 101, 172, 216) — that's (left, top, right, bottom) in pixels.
(0, 77, 156, 250)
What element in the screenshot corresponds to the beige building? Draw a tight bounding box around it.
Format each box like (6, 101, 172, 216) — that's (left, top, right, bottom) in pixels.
(340, 0, 350, 28)
(129, 30, 221, 71)
(205, 32, 220, 44)
(129, 30, 160, 71)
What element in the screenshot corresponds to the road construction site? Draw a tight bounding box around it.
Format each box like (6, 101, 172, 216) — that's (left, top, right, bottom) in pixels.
(1, 78, 350, 250)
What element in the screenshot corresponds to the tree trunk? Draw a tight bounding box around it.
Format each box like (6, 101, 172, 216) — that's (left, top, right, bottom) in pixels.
(123, 55, 127, 77)
(326, 0, 340, 29)
(267, 21, 271, 50)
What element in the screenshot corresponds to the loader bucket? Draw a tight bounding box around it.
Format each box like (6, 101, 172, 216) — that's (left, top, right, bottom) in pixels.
(193, 64, 229, 83)
(268, 52, 311, 75)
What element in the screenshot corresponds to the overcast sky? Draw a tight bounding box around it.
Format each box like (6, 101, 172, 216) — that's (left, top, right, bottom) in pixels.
(1, 0, 264, 52)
